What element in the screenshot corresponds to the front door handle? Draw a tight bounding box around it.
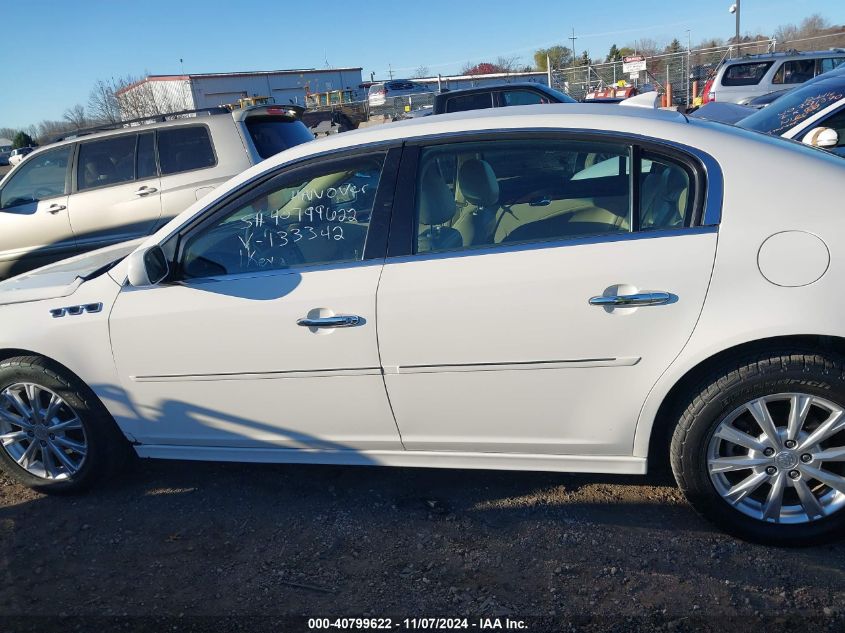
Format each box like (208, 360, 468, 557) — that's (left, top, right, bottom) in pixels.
(136, 186, 158, 196)
(297, 315, 361, 328)
(589, 292, 672, 307)
(47, 203, 66, 214)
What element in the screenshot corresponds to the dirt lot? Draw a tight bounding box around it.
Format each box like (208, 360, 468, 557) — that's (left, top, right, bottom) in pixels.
(0, 164, 11, 178)
(1, 458, 843, 632)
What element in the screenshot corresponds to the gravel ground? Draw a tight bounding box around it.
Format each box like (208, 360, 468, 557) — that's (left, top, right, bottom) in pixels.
(0, 459, 843, 632)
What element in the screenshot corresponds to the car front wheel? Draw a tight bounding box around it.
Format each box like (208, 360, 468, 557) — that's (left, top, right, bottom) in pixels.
(672, 350, 845, 545)
(0, 356, 128, 493)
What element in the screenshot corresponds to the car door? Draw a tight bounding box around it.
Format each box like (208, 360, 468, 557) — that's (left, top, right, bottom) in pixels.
(108, 148, 403, 452)
(0, 144, 76, 278)
(376, 134, 719, 455)
(67, 132, 162, 252)
(156, 125, 230, 223)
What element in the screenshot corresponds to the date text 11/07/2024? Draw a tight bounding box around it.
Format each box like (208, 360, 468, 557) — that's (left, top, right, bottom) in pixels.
(307, 617, 529, 630)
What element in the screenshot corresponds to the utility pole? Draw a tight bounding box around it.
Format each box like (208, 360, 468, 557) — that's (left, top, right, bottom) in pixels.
(569, 28, 577, 67)
(388, 64, 394, 80)
(729, 0, 741, 56)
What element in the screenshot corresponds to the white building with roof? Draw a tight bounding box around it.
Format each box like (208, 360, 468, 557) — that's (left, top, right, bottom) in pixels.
(116, 68, 364, 118)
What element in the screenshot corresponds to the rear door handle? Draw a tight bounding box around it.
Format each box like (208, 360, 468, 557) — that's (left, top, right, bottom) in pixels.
(589, 292, 672, 307)
(297, 315, 361, 328)
(136, 186, 158, 196)
(47, 203, 66, 214)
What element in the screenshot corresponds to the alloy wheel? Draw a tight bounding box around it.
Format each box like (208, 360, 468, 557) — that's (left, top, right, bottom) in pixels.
(707, 393, 845, 524)
(0, 383, 87, 480)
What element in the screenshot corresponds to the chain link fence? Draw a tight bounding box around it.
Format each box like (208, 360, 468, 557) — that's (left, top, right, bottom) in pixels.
(553, 32, 845, 106)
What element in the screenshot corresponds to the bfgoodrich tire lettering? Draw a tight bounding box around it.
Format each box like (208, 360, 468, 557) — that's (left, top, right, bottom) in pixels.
(671, 350, 845, 545)
(0, 356, 128, 493)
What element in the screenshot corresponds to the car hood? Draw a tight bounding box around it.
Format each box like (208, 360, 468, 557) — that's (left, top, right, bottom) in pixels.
(0, 240, 141, 306)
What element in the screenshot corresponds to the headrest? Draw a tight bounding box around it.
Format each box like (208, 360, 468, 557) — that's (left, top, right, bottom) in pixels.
(418, 164, 456, 226)
(458, 159, 499, 208)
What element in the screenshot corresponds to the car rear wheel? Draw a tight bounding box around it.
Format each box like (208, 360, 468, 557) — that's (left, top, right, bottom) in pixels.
(671, 350, 845, 545)
(0, 356, 129, 493)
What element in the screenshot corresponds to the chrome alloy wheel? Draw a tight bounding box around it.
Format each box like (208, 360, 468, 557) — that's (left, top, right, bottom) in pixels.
(0, 383, 87, 480)
(708, 393, 845, 524)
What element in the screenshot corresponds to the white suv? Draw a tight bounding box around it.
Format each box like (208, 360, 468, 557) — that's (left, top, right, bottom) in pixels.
(0, 105, 314, 279)
(702, 50, 845, 104)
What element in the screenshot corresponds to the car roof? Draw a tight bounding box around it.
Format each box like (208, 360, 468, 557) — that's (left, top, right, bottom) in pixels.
(261, 103, 688, 167)
(722, 50, 845, 65)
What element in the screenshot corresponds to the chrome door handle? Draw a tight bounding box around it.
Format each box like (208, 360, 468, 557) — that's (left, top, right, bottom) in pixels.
(47, 203, 66, 214)
(136, 186, 158, 196)
(297, 315, 361, 328)
(589, 292, 672, 307)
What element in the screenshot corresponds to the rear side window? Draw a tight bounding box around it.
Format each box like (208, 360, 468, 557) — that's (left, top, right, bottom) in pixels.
(501, 90, 548, 106)
(445, 93, 495, 113)
(77, 135, 137, 191)
(157, 126, 216, 175)
(639, 155, 693, 230)
(772, 60, 815, 85)
(818, 58, 844, 75)
(246, 118, 315, 160)
(721, 62, 773, 86)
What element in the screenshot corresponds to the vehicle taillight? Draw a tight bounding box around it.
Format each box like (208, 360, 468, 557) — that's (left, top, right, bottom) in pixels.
(701, 78, 715, 104)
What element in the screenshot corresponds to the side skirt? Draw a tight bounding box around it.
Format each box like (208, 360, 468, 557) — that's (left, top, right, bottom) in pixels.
(133, 445, 647, 475)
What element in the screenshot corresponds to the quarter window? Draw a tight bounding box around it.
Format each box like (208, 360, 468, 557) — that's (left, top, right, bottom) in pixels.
(639, 155, 692, 230)
(0, 145, 71, 209)
(77, 135, 137, 191)
(721, 62, 773, 86)
(180, 155, 385, 278)
(158, 126, 216, 175)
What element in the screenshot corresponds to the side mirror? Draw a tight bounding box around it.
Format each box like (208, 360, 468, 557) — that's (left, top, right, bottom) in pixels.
(126, 245, 169, 287)
(801, 127, 839, 149)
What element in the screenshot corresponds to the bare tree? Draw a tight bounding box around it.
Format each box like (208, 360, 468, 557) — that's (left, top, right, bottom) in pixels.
(412, 65, 431, 78)
(63, 104, 88, 129)
(494, 56, 522, 73)
(88, 78, 122, 123)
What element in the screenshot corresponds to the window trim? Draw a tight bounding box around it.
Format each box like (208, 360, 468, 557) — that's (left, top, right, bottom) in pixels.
(166, 146, 402, 282)
(156, 123, 218, 178)
(387, 129, 714, 259)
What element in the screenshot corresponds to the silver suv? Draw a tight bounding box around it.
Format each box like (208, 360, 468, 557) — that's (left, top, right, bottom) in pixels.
(703, 49, 845, 104)
(0, 105, 314, 279)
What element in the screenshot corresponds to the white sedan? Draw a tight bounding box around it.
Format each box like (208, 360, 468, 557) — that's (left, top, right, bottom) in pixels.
(1, 105, 844, 545)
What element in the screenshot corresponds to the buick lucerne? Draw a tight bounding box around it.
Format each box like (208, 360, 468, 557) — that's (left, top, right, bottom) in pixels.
(1, 104, 844, 545)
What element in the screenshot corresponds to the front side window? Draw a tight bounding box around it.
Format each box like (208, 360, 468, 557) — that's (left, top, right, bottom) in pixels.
(501, 90, 548, 106)
(158, 126, 216, 175)
(818, 58, 844, 75)
(721, 62, 773, 86)
(0, 145, 71, 210)
(772, 60, 816, 85)
(77, 135, 137, 191)
(180, 155, 385, 278)
(445, 93, 495, 113)
(414, 139, 632, 253)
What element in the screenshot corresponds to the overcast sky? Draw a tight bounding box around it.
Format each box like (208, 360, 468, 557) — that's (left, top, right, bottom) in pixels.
(1, 0, 842, 129)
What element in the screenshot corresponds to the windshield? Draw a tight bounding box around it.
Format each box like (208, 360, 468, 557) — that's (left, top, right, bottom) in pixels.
(738, 80, 845, 136)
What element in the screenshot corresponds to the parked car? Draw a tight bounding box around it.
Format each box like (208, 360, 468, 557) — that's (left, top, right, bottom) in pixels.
(1, 104, 845, 546)
(367, 80, 431, 109)
(8, 147, 34, 166)
(0, 105, 314, 279)
(736, 65, 845, 156)
(432, 82, 575, 114)
(738, 88, 792, 108)
(701, 49, 845, 104)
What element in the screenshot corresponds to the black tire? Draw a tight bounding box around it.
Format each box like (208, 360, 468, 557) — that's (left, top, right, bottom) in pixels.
(671, 349, 845, 546)
(0, 355, 130, 493)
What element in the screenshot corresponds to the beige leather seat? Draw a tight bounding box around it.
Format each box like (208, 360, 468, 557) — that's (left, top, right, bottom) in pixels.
(417, 164, 463, 252)
(452, 158, 500, 247)
(640, 165, 688, 229)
